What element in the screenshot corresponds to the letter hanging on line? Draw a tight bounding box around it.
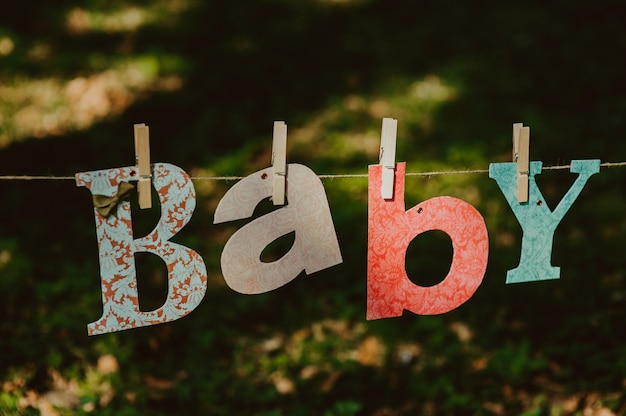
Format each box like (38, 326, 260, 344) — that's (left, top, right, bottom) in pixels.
(367, 162, 489, 320)
(489, 159, 600, 283)
(76, 163, 208, 336)
(214, 163, 343, 294)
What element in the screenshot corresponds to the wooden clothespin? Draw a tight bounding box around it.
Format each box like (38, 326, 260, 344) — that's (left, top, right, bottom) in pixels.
(134, 123, 152, 209)
(379, 117, 398, 199)
(512, 122, 530, 203)
(271, 121, 287, 205)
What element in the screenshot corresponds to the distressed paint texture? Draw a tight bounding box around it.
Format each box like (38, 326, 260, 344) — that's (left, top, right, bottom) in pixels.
(489, 159, 600, 283)
(367, 162, 488, 320)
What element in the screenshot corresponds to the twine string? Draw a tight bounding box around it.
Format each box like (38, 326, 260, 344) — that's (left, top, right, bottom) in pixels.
(1, 161, 625, 181)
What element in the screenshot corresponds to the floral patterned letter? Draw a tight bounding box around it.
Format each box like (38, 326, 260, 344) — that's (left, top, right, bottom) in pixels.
(367, 162, 488, 320)
(76, 163, 207, 335)
(489, 159, 600, 283)
(214, 164, 342, 294)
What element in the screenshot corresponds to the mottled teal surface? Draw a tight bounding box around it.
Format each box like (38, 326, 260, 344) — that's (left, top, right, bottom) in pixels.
(489, 160, 600, 283)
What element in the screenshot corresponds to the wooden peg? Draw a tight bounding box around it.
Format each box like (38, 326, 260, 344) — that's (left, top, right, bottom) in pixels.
(512, 122, 523, 161)
(512, 123, 530, 203)
(134, 123, 152, 209)
(271, 121, 287, 205)
(379, 117, 397, 199)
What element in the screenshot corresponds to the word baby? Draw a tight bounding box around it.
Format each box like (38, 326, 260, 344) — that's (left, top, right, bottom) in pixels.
(77, 157, 599, 335)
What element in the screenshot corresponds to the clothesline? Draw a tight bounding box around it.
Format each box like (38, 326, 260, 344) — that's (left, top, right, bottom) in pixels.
(1, 161, 626, 182)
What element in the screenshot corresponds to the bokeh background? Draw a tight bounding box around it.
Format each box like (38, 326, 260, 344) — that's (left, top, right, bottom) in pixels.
(2, 0, 626, 414)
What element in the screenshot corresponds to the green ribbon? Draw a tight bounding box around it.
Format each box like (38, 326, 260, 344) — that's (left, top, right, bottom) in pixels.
(92, 182, 135, 217)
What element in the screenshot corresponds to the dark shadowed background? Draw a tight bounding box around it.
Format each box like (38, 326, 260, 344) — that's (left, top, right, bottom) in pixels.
(1, 0, 626, 414)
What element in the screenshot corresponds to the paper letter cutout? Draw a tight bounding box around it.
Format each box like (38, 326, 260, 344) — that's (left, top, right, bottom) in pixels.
(489, 159, 600, 283)
(76, 163, 208, 335)
(214, 163, 342, 294)
(367, 162, 488, 319)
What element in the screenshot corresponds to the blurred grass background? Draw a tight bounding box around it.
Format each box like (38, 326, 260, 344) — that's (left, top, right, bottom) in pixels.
(2, 0, 626, 414)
